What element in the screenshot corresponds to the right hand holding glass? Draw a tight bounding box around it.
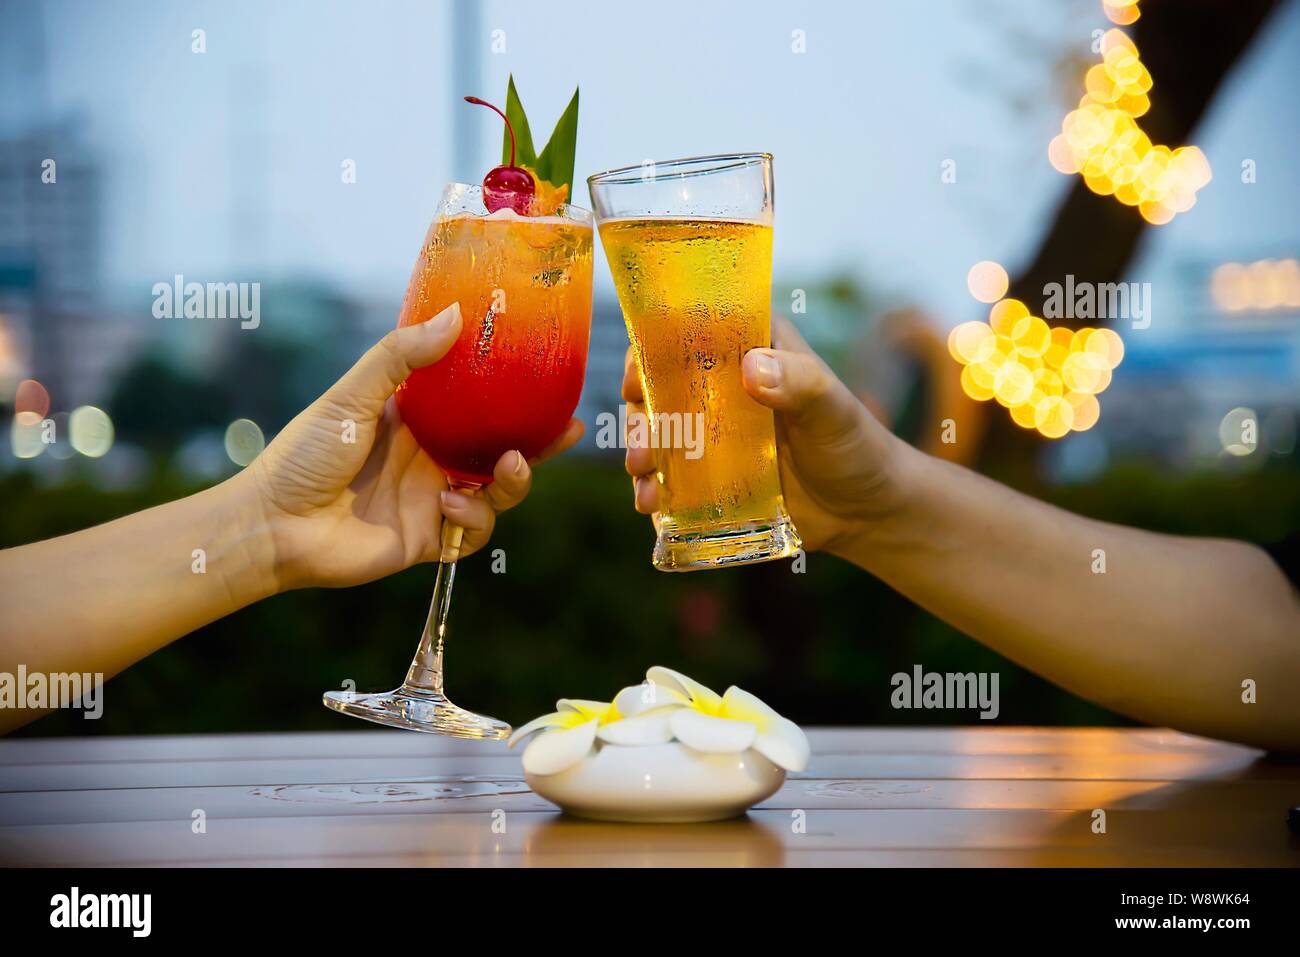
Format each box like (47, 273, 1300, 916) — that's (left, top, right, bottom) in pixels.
(622, 316, 909, 556)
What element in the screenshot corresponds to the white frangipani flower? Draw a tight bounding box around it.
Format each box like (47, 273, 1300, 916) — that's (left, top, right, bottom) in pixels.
(505, 698, 612, 776)
(508, 666, 809, 777)
(648, 666, 810, 772)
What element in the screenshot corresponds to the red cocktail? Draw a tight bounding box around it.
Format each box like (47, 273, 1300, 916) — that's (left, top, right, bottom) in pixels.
(395, 195, 593, 485)
(323, 86, 591, 739)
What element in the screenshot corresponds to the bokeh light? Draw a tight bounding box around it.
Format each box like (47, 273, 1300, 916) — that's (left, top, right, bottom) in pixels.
(960, 365, 995, 402)
(45, 411, 75, 460)
(11, 410, 46, 459)
(15, 379, 50, 418)
(988, 298, 1030, 338)
(1103, 0, 1141, 26)
(1083, 327, 1125, 367)
(1218, 407, 1258, 457)
(947, 321, 995, 364)
(1034, 395, 1075, 439)
(1210, 259, 1300, 312)
(1050, 25, 1210, 225)
(993, 362, 1034, 407)
(70, 406, 115, 458)
(951, 286, 1125, 439)
(224, 418, 266, 467)
(1013, 315, 1052, 356)
(966, 261, 1009, 304)
(1064, 391, 1101, 432)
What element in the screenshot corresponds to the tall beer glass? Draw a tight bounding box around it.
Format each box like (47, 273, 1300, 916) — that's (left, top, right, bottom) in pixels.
(588, 154, 801, 571)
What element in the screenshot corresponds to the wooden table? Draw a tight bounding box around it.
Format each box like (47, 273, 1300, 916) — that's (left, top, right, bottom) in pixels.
(1, 727, 1296, 867)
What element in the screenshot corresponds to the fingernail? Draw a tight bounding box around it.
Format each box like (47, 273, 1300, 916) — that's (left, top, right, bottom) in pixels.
(752, 351, 782, 389)
(512, 450, 527, 477)
(431, 301, 461, 333)
(440, 490, 469, 509)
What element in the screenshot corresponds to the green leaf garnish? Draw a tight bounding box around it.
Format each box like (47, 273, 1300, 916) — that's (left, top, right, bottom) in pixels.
(501, 75, 579, 196)
(534, 88, 579, 196)
(502, 75, 537, 169)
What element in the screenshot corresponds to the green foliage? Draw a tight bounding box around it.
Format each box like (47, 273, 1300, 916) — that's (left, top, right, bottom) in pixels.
(106, 294, 361, 453)
(108, 355, 232, 451)
(6, 457, 1296, 737)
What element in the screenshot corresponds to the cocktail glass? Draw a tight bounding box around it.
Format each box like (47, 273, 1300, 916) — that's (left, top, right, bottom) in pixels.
(323, 184, 593, 736)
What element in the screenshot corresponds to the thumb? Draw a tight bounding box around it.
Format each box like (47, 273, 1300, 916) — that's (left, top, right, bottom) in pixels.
(328, 302, 462, 413)
(741, 347, 865, 443)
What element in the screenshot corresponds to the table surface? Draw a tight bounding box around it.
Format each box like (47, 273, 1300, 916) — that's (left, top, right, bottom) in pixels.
(1, 727, 1297, 867)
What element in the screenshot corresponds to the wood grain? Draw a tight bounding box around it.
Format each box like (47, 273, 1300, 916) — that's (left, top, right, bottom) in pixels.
(1, 728, 1295, 867)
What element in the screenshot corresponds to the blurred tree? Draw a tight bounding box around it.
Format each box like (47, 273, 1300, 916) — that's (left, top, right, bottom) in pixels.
(107, 354, 233, 452)
(214, 336, 310, 431)
(106, 280, 366, 454)
(11, 458, 1297, 738)
(982, 0, 1284, 471)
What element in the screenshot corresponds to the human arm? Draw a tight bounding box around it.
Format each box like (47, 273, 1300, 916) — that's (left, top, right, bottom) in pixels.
(623, 317, 1300, 751)
(0, 303, 581, 731)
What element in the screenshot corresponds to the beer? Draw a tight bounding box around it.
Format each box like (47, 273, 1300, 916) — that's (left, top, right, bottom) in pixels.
(598, 216, 800, 570)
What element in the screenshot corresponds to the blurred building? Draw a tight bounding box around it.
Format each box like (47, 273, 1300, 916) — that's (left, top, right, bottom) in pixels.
(575, 297, 629, 455)
(0, 4, 119, 410)
(1093, 254, 1300, 466)
(0, 122, 113, 406)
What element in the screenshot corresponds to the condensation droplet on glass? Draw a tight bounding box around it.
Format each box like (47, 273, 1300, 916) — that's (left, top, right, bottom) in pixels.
(478, 306, 496, 358)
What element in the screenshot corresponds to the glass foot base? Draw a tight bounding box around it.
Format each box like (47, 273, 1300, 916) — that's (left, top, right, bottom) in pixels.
(653, 512, 802, 572)
(322, 686, 511, 739)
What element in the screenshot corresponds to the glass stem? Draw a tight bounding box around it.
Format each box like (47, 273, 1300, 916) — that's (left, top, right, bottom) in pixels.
(402, 519, 466, 696)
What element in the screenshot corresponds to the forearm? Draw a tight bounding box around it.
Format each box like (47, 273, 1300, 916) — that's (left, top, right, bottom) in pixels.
(0, 473, 278, 731)
(837, 441, 1300, 751)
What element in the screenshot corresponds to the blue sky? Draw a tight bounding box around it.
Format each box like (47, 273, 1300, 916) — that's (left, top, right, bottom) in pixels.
(10, 0, 1300, 329)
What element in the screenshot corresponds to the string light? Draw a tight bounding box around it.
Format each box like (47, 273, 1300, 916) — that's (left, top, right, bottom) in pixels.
(949, 263, 1125, 440)
(955, 3, 1183, 437)
(1103, 1, 1142, 26)
(1049, 24, 1211, 225)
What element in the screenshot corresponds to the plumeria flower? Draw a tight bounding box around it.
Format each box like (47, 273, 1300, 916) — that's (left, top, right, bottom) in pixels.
(508, 666, 809, 776)
(505, 690, 685, 774)
(646, 666, 810, 773)
(505, 698, 618, 776)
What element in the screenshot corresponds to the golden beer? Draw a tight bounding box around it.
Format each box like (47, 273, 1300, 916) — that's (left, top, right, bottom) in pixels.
(599, 216, 801, 570)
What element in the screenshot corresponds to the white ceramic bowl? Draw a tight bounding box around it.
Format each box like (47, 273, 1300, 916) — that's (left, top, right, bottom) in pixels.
(525, 741, 785, 823)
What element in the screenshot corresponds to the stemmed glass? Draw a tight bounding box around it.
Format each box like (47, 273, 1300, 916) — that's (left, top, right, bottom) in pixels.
(323, 184, 593, 737)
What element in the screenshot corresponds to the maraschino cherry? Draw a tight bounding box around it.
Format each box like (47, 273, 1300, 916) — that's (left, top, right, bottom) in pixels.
(464, 96, 535, 215)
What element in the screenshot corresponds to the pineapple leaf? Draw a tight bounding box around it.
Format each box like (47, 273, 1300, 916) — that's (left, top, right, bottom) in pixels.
(502, 78, 579, 196)
(533, 86, 579, 197)
(501, 75, 537, 168)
